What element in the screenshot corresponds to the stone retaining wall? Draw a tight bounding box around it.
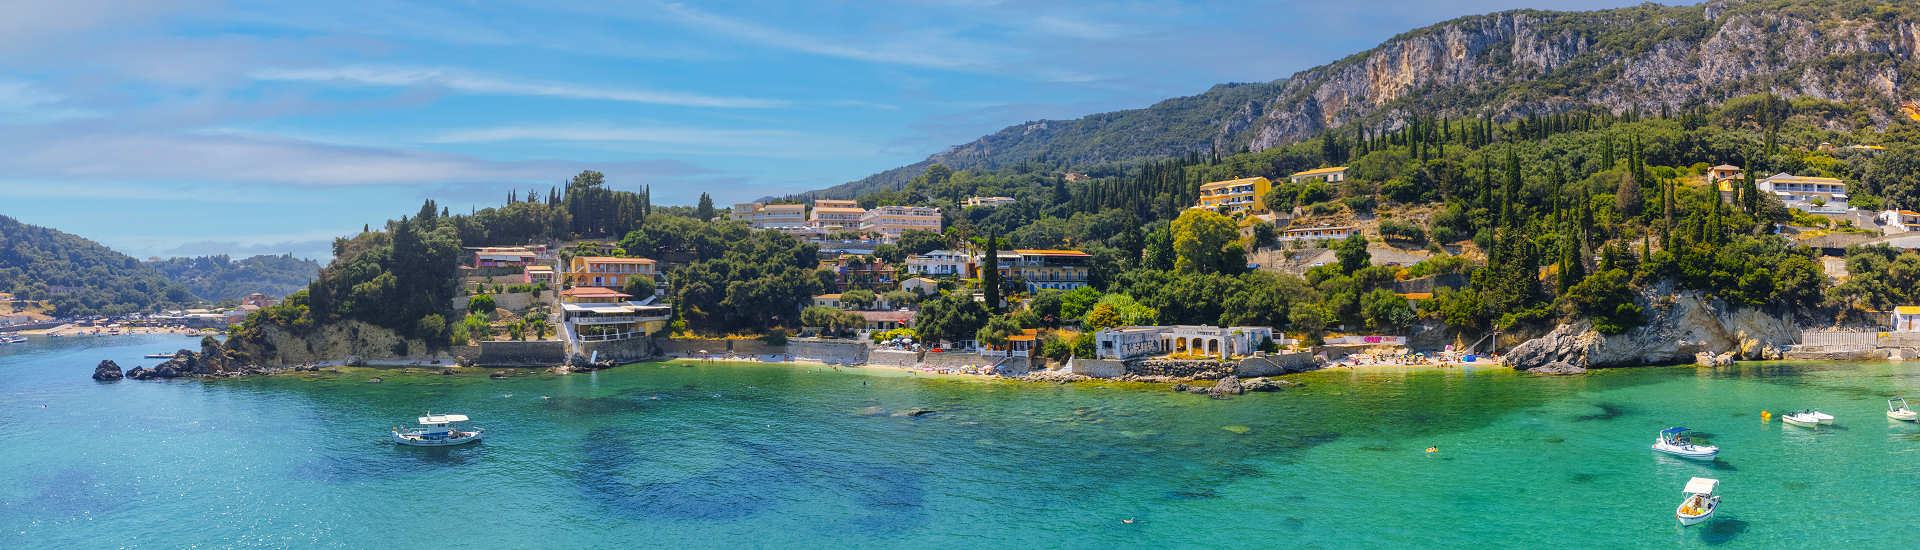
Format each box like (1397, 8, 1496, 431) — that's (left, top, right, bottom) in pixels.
(1127, 359, 1237, 379)
(1063, 358, 1126, 378)
(866, 349, 921, 366)
(476, 340, 566, 366)
(917, 351, 997, 369)
(788, 338, 870, 364)
(451, 291, 542, 312)
(579, 337, 655, 364)
(1235, 352, 1319, 376)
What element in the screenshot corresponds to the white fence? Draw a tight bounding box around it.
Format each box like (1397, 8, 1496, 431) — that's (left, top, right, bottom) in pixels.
(1801, 330, 1920, 348)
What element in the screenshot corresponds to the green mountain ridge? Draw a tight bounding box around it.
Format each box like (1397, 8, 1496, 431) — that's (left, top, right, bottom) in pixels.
(0, 214, 197, 317)
(145, 254, 322, 303)
(801, 0, 1919, 199)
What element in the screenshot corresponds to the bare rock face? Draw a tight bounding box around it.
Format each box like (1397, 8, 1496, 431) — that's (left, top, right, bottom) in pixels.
(1208, 376, 1244, 399)
(1240, 377, 1300, 392)
(92, 360, 124, 381)
(1694, 352, 1735, 368)
(1507, 286, 1799, 372)
(1530, 361, 1587, 375)
(125, 366, 155, 380)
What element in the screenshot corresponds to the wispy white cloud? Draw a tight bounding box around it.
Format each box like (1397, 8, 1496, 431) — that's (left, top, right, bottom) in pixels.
(0, 79, 102, 123)
(654, 2, 990, 71)
(251, 65, 789, 108)
(428, 125, 802, 147)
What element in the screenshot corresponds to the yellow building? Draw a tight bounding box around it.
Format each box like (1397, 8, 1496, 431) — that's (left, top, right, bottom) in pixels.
(1288, 166, 1349, 184)
(1197, 177, 1272, 214)
(567, 256, 657, 288)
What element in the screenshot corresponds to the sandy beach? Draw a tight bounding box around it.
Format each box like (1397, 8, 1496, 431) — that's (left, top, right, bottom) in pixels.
(23, 323, 219, 338)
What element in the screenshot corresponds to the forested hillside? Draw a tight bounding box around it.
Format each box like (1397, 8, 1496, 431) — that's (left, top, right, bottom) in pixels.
(813, 0, 1920, 197)
(146, 254, 321, 302)
(0, 215, 198, 316)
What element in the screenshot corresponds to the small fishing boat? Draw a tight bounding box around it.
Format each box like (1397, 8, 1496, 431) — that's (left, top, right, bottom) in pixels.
(1675, 477, 1720, 526)
(1781, 410, 1821, 428)
(1889, 398, 1918, 422)
(1651, 426, 1718, 459)
(392, 413, 484, 447)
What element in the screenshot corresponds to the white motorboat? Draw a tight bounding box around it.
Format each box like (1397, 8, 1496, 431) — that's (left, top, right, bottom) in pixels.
(1651, 427, 1718, 459)
(392, 413, 484, 447)
(1812, 410, 1835, 424)
(1890, 398, 1918, 422)
(1675, 477, 1720, 526)
(1781, 410, 1821, 428)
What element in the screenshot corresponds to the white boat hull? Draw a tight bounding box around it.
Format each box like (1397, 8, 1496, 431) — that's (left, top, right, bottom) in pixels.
(1813, 411, 1834, 424)
(1651, 440, 1718, 460)
(1676, 495, 1718, 526)
(393, 429, 484, 447)
(1782, 414, 1819, 427)
(1890, 409, 1918, 422)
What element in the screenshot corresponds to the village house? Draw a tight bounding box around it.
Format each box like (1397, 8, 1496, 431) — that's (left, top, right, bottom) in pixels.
(1093, 325, 1275, 360)
(1195, 176, 1271, 214)
(855, 310, 915, 340)
(1006, 249, 1092, 292)
(1879, 209, 1920, 233)
(240, 292, 278, 309)
(730, 202, 806, 229)
(1706, 164, 1743, 186)
(559, 287, 671, 342)
(472, 246, 539, 268)
(858, 205, 942, 242)
(905, 249, 969, 277)
(901, 276, 939, 295)
(807, 199, 867, 231)
(524, 264, 555, 285)
(566, 256, 656, 288)
(963, 196, 1017, 208)
(1279, 225, 1357, 242)
(980, 328, 1039, 358)
(1756, 173, 1848, 210)
(823, 256, 897, 291)
(1895, 306, 1920, 332)
(1288, 166, 1349, 184)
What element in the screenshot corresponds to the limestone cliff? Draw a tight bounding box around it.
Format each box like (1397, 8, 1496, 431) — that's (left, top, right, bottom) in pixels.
(817, 0, 1920, 195)
(1506, 284, 1797, 371)
(227, 320, 440, 366)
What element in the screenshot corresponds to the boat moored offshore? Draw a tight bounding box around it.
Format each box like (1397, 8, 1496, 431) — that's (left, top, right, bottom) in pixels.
(392, 413, 484, 446)
(1675, 477, 1720, 526)
(1650, 427, 1718, 460)
(1781, 410, 1821, 428)
(1890, 398, 1918, 422)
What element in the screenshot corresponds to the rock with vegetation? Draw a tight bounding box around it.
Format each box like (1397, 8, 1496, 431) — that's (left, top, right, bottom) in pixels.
(1508, 287, 1798, 372)
(91, 360, 123, 381)
(1208, 375, 1244, 398)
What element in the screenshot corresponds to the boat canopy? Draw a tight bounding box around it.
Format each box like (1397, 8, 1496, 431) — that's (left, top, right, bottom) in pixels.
(1683, 477, 1719, 495)
(419, 414, 469, 424)
(1660, 426, 1690, 436)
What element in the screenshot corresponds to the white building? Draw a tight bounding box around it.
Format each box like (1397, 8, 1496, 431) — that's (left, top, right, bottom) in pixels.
(1093, 325, 1275, 360)
(1279, 225, 1357, 242)
(1756, 174, 1847, 209)
(964, 196, 1017, 208)
(1288, 166, 1348, 184)
(859, 206, 942, 242)
(1879, 209, 1920, 233)
(905, 249, 969, 276)
(1895, 306, 1920, 332)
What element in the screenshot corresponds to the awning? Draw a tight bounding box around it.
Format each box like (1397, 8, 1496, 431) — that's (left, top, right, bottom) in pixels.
(420, 414, 469, 424)
(1683, 477, 1719, 495)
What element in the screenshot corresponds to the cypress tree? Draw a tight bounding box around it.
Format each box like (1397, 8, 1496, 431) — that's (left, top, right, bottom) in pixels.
(981, 232, 1001, 313)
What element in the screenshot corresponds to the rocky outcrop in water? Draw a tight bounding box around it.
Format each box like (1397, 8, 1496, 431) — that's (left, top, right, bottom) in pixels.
(92, 338, 270, 381)
(125, 366, 155, 380)
(91, 360, 123, 381)
(1208, 376, 1245, 399)
(1506, 286, 1799, 372)
(1240, 377, 1299, 392)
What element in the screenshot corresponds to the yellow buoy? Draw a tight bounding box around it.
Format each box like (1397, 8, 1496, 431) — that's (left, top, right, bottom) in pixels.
(1761, 410, 1771, 422)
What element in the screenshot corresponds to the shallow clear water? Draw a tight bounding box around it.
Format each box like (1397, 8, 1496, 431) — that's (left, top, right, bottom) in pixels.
(3, 334, 1918, 548)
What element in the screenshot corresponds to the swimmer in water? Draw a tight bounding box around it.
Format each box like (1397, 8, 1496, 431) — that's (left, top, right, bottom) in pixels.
(1425, 445, 1438, 453)
(1122, 518, 1135, 524)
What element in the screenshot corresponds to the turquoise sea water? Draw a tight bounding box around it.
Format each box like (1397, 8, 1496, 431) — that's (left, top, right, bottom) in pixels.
(2, 334, 1918, 548)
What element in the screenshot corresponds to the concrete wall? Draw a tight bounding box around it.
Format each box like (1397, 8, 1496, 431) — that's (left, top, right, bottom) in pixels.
(788, 338, 869, 364)
(1063, 358, 1125, 378)
(1126, 359, 1237, 379)
(657, 337, 733, 356)
(866, 349, 921, 366)
(476, 340, 566, 366)
(918, 351, 996, 369)
(578, 337, 654, 364)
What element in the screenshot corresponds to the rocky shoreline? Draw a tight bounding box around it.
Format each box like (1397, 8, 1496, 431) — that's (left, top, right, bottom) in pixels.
(1504, 286, 1798, 375)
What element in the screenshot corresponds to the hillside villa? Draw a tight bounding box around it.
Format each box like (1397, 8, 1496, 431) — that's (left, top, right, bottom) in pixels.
(1288, 166, 1349, 184)
(472, 246, 539, 268)
(1196, 176, 1271, 214)
(1707, 164, 1743, 186)
(807, 199, 867, 231)
(731, 203, 806, 229)
(524, 264, 555, 285)
(1005, 250, 1092, 292)
(1094, 325, 1276, 360)
(858, 205, 942, 242)
(964, 196, 1017, 208)
(1757, 173, 1847, 210)
(901, 276, 939, 295)
(906, 249, 969, 276)
(566, 256, 656, 289)
(1280, 225, 1357, 242)
(559, 287, 671, 343)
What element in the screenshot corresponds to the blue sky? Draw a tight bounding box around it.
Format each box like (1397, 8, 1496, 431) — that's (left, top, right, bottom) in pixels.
(1, 0, 1649, 261)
